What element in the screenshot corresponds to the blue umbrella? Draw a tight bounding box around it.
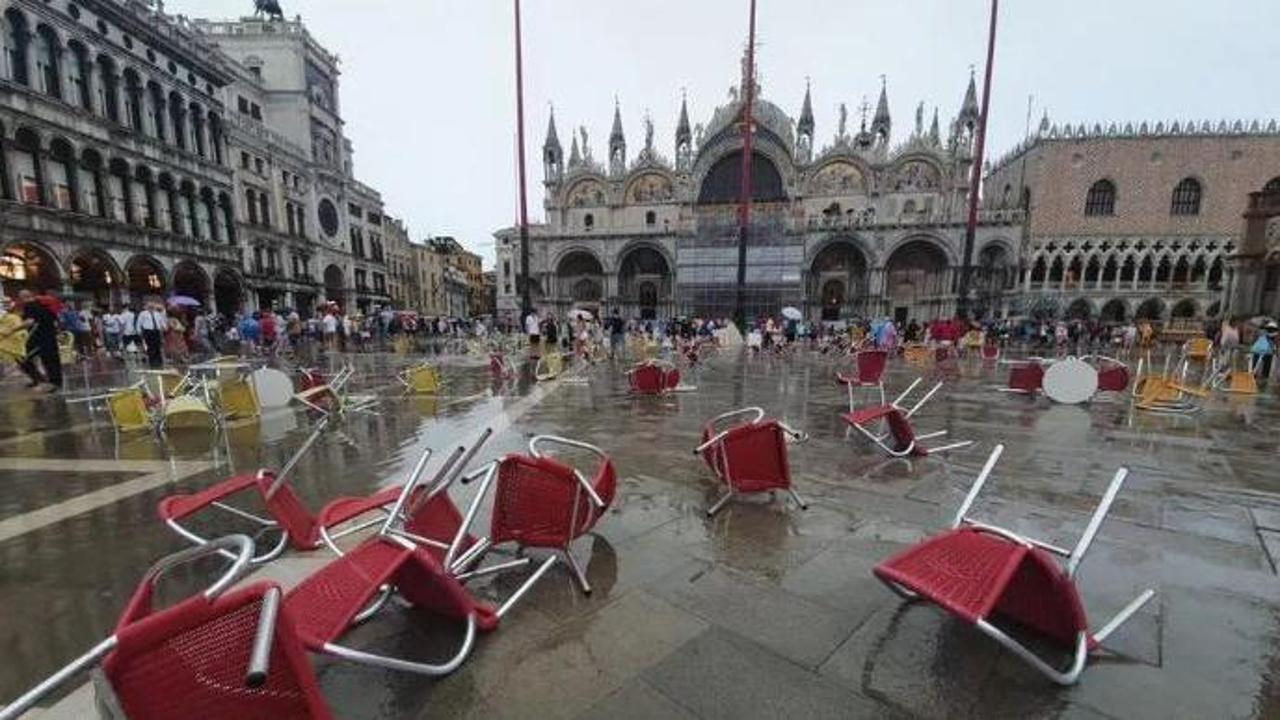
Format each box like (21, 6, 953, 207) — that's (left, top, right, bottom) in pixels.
(167, 295, 201, 308)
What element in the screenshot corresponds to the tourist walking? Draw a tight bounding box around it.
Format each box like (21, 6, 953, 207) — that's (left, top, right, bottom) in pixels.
(136, 300, 168, 369)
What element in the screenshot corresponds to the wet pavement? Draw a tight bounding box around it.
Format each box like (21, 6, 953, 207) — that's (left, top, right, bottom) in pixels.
(2, 347, 1280, 719)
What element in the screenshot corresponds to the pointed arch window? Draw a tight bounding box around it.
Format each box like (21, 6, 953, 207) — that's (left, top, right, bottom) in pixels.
(1170, 177, 1201, 215)
(1084, 179, 1116, 216)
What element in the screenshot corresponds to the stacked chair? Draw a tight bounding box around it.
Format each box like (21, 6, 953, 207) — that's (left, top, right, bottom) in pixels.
(1131, 354, 1201, 414)
(843, 378, 972, 457)
(873, 444, 1156, 685)
(293, 365, 379, 417)
(693, 407, 809, 516)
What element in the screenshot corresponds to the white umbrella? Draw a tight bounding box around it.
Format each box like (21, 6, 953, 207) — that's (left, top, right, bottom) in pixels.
(781, 307, 803, 321)
(568, 308, 594, 321)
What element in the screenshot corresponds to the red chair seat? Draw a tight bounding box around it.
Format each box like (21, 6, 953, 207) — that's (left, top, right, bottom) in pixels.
(285, 540, 498, 650)
(157, 474, 261, 522)
(843, 405, 896, 425)
(875, 527, 1092, 648)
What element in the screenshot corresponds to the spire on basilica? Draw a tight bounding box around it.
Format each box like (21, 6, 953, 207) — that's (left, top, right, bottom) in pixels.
(675, 92, 693, 171)
(929, 107, 941, 146)
(959, 68, 980, 131)
(609, 100, 626, 175)
(872, 76, 891, 143)
(798, 80, 815, 137)
(542, 106, 563, 182)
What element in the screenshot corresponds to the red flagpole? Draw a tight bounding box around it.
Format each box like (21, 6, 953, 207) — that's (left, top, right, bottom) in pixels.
(734, 0, 758, 328)
(514, 0, 532, 319)
(958, 0, 999, 319)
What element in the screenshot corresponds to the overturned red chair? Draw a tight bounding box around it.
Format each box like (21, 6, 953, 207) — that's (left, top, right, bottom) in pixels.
(873, 444, 1157, 685)
(836, 349, 889, 412)
(693, 407, 809, 516)
(448, 435, 617, 594)
(842, 378, 972, 457)
(0, 531, 498, 720)
(998, 358, 1046, 395)
(628, 359, 687, 395)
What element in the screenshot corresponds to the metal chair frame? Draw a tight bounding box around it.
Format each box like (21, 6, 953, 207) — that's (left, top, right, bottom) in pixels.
(875, 444, 1157, 685)
(844, 378, 972, 457)
(693, 406, 809, 516)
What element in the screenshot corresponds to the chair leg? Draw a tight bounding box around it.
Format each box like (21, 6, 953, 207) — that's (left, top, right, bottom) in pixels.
(975, 621, 1089, 686)
(707, 489, 735, 517)
(495, 555, 558, 618)
(787, 487, 809, 510)
(562, 545, 592, 595)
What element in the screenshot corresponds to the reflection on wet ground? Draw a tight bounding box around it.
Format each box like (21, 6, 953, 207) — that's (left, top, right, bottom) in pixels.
(3, 349, 1280, 719)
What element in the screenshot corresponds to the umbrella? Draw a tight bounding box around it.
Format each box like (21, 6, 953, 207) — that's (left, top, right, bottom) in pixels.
(568, 308, 593, 321)
(781, 306, 803, 321)
(168, 295, 201, 308)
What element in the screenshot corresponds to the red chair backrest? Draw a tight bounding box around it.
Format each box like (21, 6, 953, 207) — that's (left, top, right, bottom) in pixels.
(489, 353, 507, 376)
(491, 454, 616, 547)
(1007, 363, 1045, 392)
(256, 472, 321, 549)
(855, 350, 889, 384)
(405, 492, 479, 564)
(710, 420, 792, 493)
(981, 344, 1000, 361)
(105, 582, 331, 720)
(1096, 365, 1129, 392)
(630, 364, 666, 394)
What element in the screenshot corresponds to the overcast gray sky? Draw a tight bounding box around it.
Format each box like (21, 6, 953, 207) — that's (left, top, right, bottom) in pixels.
(171, 1, 1279, 268)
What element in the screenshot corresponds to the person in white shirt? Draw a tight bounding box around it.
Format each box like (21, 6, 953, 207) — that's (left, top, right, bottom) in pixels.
(525, 311, 541, 354)
(119, 306, 139, 353)
(321, 312, 338, 351)
(136, 301, 167, 368)
(103, 310, 122, 357)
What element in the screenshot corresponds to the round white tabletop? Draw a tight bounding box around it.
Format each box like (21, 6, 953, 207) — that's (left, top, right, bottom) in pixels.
(1042, 357, 1099, 405)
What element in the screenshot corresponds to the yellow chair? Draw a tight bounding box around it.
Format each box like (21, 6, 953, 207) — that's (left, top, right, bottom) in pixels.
(535, 352, 564, 382)
(160, 395, 218, 432)
(1221, 355, 1259, 395)
(398, 364, 443, 394)
(0, 313, 26, 363)
(58, 331, 77, 364)
(217, 377, 261, 421)
(106, 388, 155, 433)
(1183, 337, 1213, 362)
(903, 343, 931, 366)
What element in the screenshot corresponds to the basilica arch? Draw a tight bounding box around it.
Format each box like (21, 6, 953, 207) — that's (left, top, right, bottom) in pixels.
(0, 241, 63, 298)
(214, 267, 245, 317)
(124, 255, 166, 303)
(554, 249, 605, 311)
(68, 248, 123, 308)
(696, 150, 786, 204)
(883, 238, 950, 323)
(616, 243, 673, 320)
(806, 238, 869, 321)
